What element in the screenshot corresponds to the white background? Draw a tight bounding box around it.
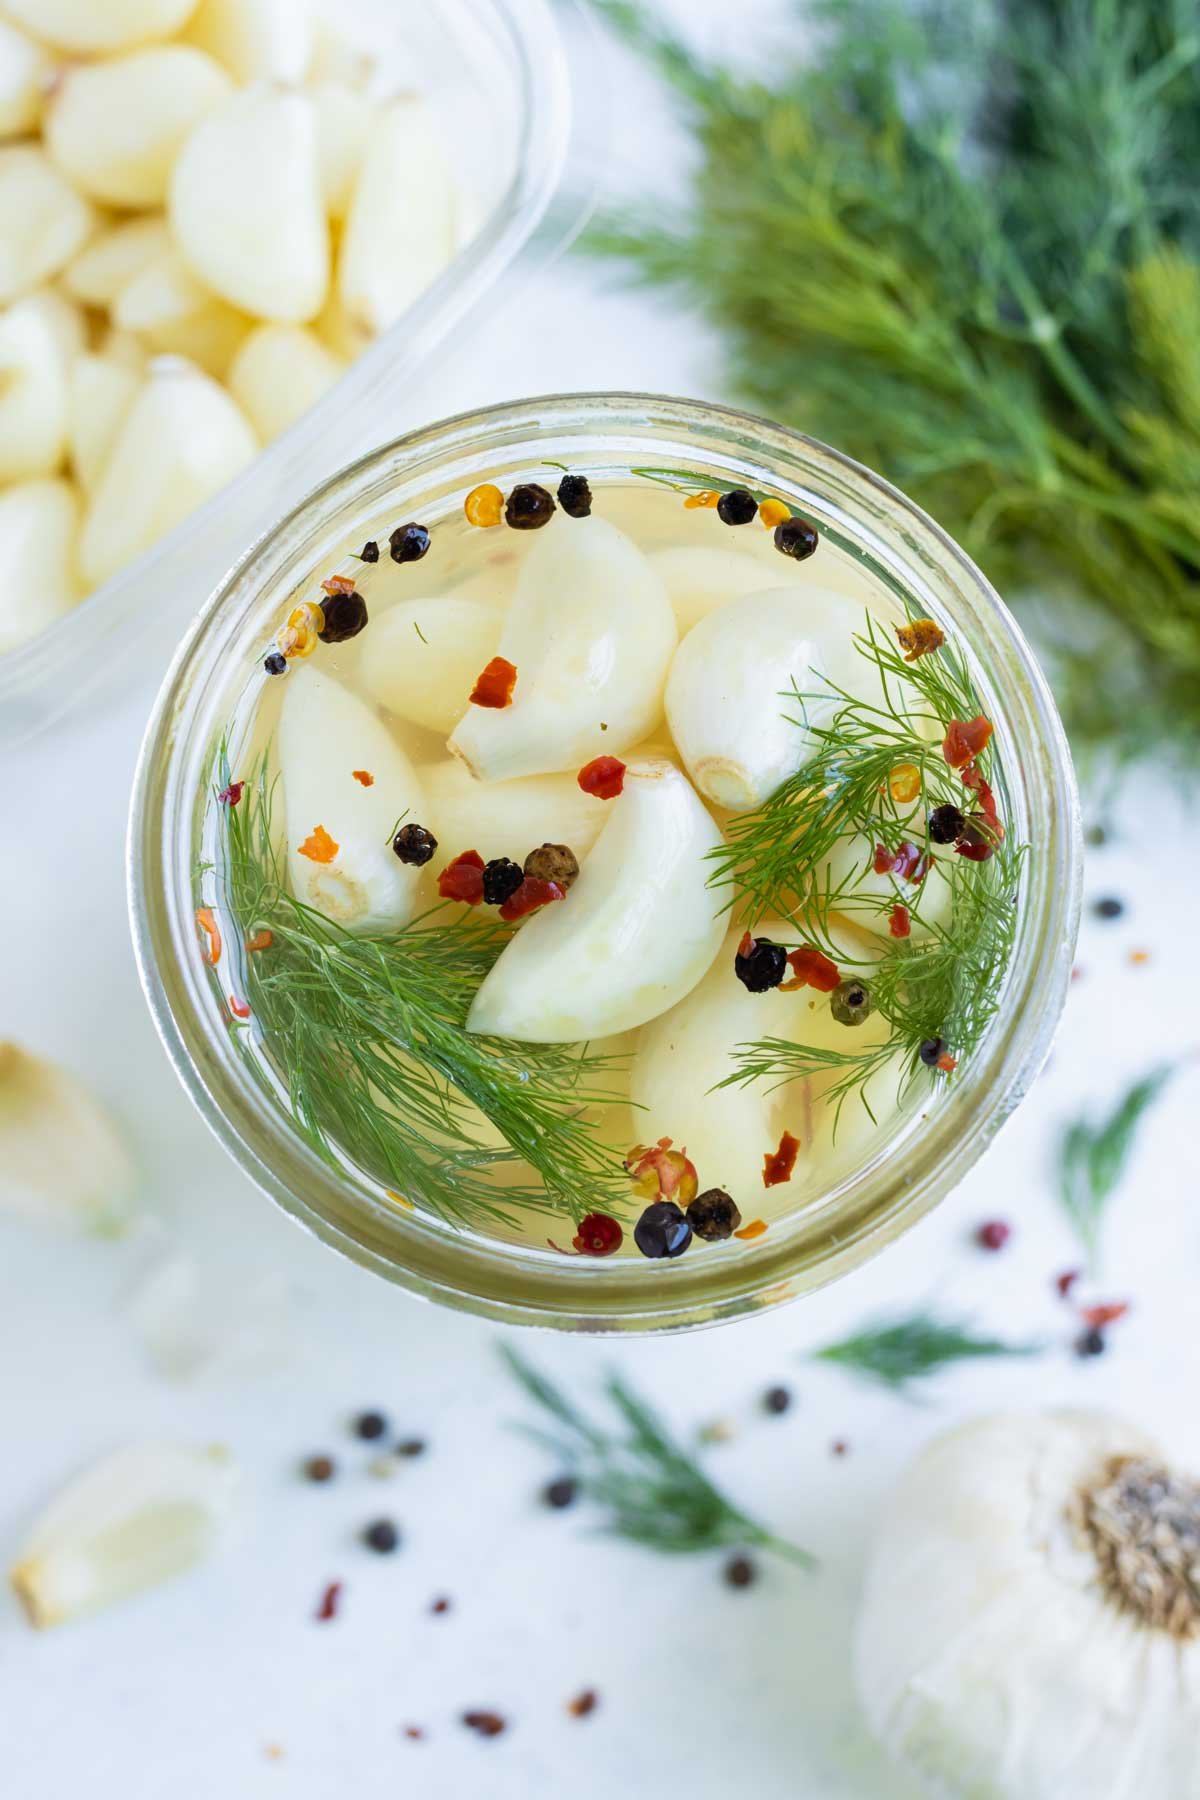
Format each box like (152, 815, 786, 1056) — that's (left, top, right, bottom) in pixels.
(2, 6, 1198, 1796)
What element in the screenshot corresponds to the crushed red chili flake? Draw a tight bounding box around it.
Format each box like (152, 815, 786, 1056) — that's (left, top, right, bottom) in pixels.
(567, 1690, 599, 1719)
(942, 715, 994, 769)
(734, 1217, 768, 1240)
(228, 995, 252, 1021)
(737, 930, 754, 958)
(195, 906, 221, 966)
(315, 1581, 342, 1622)
(780, 945, 840, 993)
(217, 780, 243, 807)
(403, 1726, 426, 1742)
(461, 1711, 507, 1739)
(469, 655, 518, 708)
(896, 618, 945, 662)
(936, 1051, 958, 1073)
(762, 1130, 801, 1188)
(889, 903, 911, 939)
(1081, 1301, 1129, 1329)
(577, 755, 626, 800)
(572, 1212, 623, 1256)
(352, 769, 374, 787)
(1056, 1269, 1082, 1299)
(498, 875, 564, 922)
(246, 928, 273, 952)
(437, 849, 486, 905)
(298, 824, 338, 864)
(321, 573, 357, 596)
(873, 840, 928, 882)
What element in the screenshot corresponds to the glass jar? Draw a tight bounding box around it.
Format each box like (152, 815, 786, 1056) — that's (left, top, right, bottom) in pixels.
(128, 392, 1081, 1333)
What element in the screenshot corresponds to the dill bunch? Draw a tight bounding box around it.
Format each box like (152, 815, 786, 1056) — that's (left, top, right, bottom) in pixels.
(586, 0, 1200, 760)
(811, 1311, 1041, 1392)
(1059, 1064, 1175, 1269)
(214, 761, 632, 1232)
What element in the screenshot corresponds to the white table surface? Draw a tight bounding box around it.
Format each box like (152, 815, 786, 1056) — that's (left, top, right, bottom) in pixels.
(2, 13, 1198, 1798)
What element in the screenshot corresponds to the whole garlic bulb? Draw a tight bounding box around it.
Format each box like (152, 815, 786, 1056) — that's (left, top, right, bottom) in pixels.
(855, 1411, 1200, 1799)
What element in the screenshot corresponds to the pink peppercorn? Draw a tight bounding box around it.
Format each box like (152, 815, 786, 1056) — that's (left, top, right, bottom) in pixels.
(976, 1220, 1011, 1252)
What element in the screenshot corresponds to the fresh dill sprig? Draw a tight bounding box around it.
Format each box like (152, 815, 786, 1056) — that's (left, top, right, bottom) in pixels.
(810, 1311, 1041, 1393)
(502, 1345, 814, 1566)
(1059, 1064, 1175, 1267)
(214, 759, 631, 1231)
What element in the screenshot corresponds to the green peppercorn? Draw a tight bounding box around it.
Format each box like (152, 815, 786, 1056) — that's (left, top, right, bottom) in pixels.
(830, 978, 872, 1026)
(523, 842, 580, 890)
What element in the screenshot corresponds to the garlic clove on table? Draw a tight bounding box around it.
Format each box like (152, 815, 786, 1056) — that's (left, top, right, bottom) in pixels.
(0, 1041, 134, 1231)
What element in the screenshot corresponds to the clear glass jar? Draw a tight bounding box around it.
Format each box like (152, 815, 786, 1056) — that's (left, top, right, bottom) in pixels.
(128, 392, 1081, 1333)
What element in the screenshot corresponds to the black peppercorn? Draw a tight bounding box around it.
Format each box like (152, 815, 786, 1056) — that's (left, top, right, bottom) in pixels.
(1092, 896, 1125, 921)
(763, 1385, 792, 1416)
(686, 1188, 742, 1242)
(523, 842, 579, 890)
(556, 473, 592, 517)
(482, 857, 524, 905)
(1076, 1326, 1107, 1358)
(830, 978, 872, 1026)
(363, 1518, 400, 1553)
(716, 487, 758, 526)
(319, 589, 369, 643)
(392, 823, 438, 866)
(734, 936, 788, 992)
(633, 1200, 692, 1259)
(919, 1036, 946, 1067)
(396, 1438, 426, 1458)
(359, 540, 380, 563)
(928, 803, 966, 845)
(354, 1410, 388, 1440)
(543, 1475, 578, 1510)
(773, 516, 819, 560)
(724, 1554, 757, 1589)
(303, 1454, 336, 1483)
(505, 483, 556, 530)
(389, 521, 431, 564)
(263, 651, 288, 675)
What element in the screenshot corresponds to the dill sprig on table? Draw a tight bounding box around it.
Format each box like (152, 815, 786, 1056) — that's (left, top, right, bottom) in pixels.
(214, 760, 631, 1231)
(586, 0, 1200, 762)
(811, 1312, 1041, 1392)
(1059, 1064, 1175, 1267)
(502, 1346, 815, 1566)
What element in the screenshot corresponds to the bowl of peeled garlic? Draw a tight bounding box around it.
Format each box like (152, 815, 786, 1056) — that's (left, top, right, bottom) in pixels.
(0, 0, 599, 741)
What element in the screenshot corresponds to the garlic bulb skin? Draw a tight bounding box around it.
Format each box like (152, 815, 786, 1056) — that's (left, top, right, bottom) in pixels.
(855, 1410, 1200, 1800)
(0, 483, 82, 651)
(467, 760, 724, 1042)
(419, 758, 609, 867)
(666, 586, 861, 812)
(0, 1041, 133, 1230)
(448, 514, 677, 782)
(11, 1443, 236, 1629)
(364, 597, 504, 737)
(279, 665, 426, 932)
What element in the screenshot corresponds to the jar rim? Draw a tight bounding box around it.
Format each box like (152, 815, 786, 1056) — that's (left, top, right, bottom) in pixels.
(127, 389, 1081, 1334)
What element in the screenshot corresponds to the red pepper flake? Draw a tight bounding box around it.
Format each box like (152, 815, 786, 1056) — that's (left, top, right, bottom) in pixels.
(572, 1212, 623, 1256)
(437, 849, 486, 904)
(1081, 1301, 1129, 1330)
(762, 1130, 800, 1188)
(217, 780, 243, 807)
(469, 655, 518, 708)
(577, 755, 626, 800)
(873, 839, 928, 883)
(430, 1596, 452, 1615)
(734, 1217, 769, 1241)
(1055, 1269, 1082, 1299)
(461, 1711, 507, 1739)
(228, 995, 252, 1021)
(195, 906, 222, 966)
(567, 1690, 599, 1719)
(403, 1726, 426, 1742)
(737, 930, 754, 959)
(498, 875, 564, 922)
(936, 1051, 958, 1073)
(352, 769, 374, 787)
(976, 1219, 1011, 1251)
(321, 573, 357, 595)
(315, 1581, 342, 1622)
(889, 903, 911, 939)
(831, 1439, 850, 1457)
(298, 824, 338, 864)
(246, 928, 273, 952)
(625, 1137, 699, 1205)
(1071, 965, 1085, 983)
(780, 945, 841, 992)
(942, 715, 994, 770)
(895, 618, 945, 662)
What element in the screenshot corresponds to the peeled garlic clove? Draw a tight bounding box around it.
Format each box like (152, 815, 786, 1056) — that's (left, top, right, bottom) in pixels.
(183, 0, 313, 84)
(3, 0, 200, 55)
(26, 286, 86, 361)
(0, 1040, 132, 1228)
(69, 352, 140, 493)
(79, 358, 257, 589)
(364, 597, 504, 736)
(113, 245, 249, 379)
(95, 326, 150, 375)
(171, 86, 329, 323)
(0, 17, 55, 140)
(650, 544, 783, 636)
(313, 81, 373, 220)
(666, 586, 864, 813)
(0, 294, 73, 482)
(337, 96, 456, 342)
(0, 145, 95, 305)
(227, 323, 345, 442)
(449, 514, 677, 782)
(46, 46, 232, 210)
(11, 1442, 236, 1629)
(420, 758, 610, 867)
(467, 760, 724, 1042)
(64, 217, 172, 308)
(280, 664, 426, 932)
(308, 20, 375, 89)
(814, 833, 954, 941)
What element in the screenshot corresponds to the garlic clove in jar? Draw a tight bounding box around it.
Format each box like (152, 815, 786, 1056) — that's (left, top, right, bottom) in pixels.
(227, 323, 346, 443)
(363, 597, 505, 737)
(665, 586, 865, 813)
(69, 353, 141, 493)
(279, 664, 427, 933)
(855, 1409, 1200, 1800)
(312, 81, 373, 220)
(650, 544, 785, 636)
(11, 1442, 236, 1629)
(467, 760, 725, 1042)
(171, 86, 329, 324)
(0, 293, 74, 483)
(337, 96, 456, 345)
(448, 514, 678, 782)
(0, 17, 55, 140)
(79, 357, 257, 589)
(113, 246, 250, 379)
(0, 1040, 133, 1229)
(0, 145, 95, 306)
(45, 46, 233, 210)
(63, 216, 173, 309)
(183, 0, 314, 85)
(2, 0, 199, 55)
(419, 758, 610, 869)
